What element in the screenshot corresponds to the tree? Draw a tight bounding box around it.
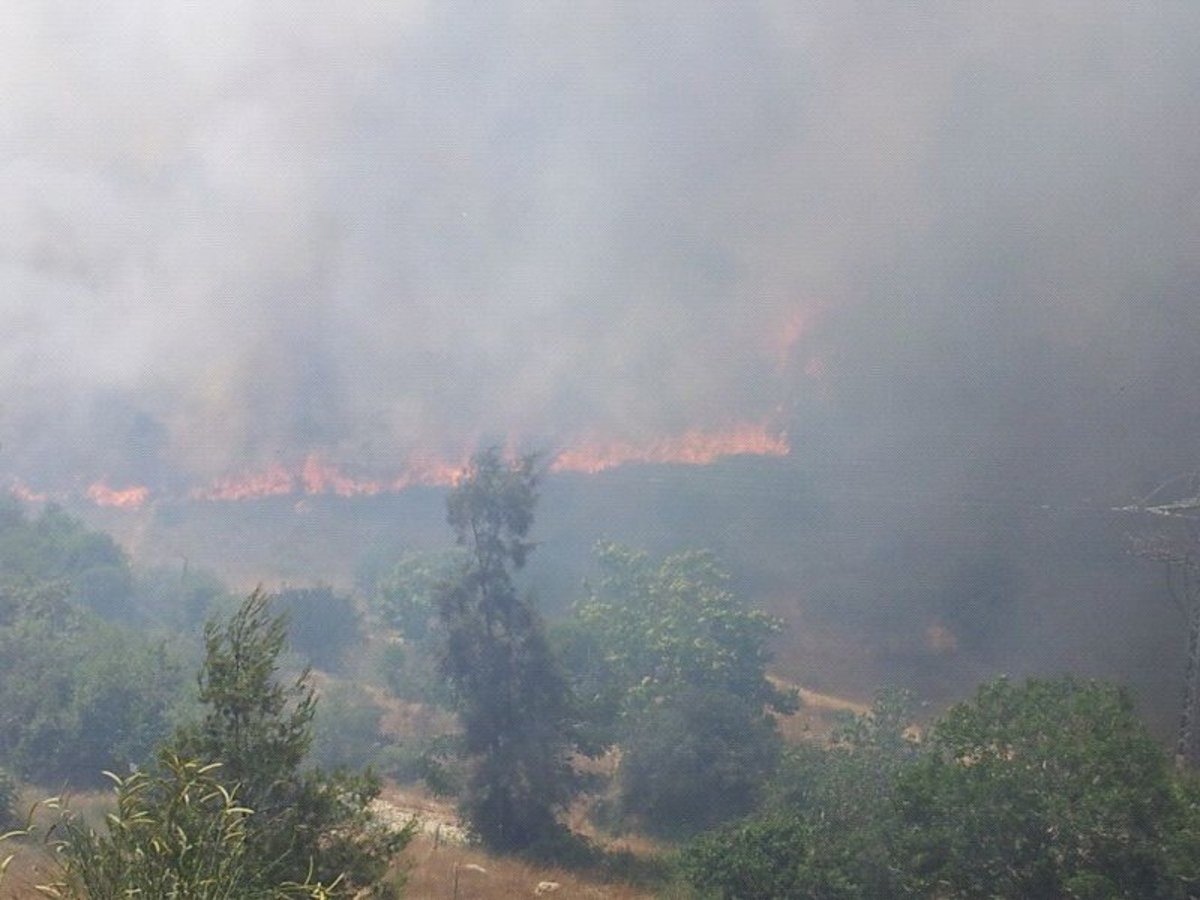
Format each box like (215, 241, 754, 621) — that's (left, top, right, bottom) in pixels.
(681, 689, 920, 898)
(569, 543, 796, 833)
(0, 581, 188, 786)
(574, 543, 795, 720)
(170, 590, 411, 896)
(435, 449, 575, 853)
(895, 677, 1185, 899)
(619, 687, 782, 837)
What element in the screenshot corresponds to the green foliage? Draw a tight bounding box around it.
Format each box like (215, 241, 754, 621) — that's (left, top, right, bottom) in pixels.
(369, 638, 453, 707)
(360, 551, 466, 707)
(1165, 772, 1200, 891)
(682, 816, 837, 900)
(309, 681, 386, 772)
(370, 550, 464, 644)
(0, 582, 189, 786)
(682, 678, 1200, 900)
(38, 753, 338, 899)
(273, 585, 362, 673)
(0, 500, 132, 617)
(380, 734, 465, 798)
(131, 564, 231, 633)
(767, 688, 919, 826)
(619, 688, 782, 838)
(730, 689, 919, 897)
(895, 677, 1184, 899)
(570, 544, 794, 834)
(436, 449, 575, 853)
(170, 590, 412, 896)
(576, 543, 795, 722)
(680, 691, 918, 898)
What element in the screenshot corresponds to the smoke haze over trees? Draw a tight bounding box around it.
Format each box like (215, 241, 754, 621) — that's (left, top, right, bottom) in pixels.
(8, 15, 1200, 889)
(2, 3, 1199, 501)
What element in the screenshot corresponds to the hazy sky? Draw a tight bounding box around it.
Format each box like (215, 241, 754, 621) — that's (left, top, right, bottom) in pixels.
(3, 2, 1199, 496)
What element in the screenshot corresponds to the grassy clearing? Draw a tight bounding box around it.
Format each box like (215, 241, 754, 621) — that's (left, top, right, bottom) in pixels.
(1, 787, 116, 899)
(396, 832, 660, 900)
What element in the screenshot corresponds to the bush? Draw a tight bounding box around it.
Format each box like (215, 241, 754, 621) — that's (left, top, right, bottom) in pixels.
(681, 678, 1199, 900)
(895, 677, 1185, 899)
(37, 753, 339, 899)
(131, 564, 230, 633)
(0, 501, 133, 618)
(619, 688, 781, 838)
(0, 583, 189, 786)
(309, 680, 387, 771)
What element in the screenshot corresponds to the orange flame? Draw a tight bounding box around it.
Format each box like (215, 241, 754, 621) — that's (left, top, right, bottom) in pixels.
(550, 424, 790, 475)
(301, 455, 384, 497)
(77, 423, 788, 507)
(192, 453, 466, 502)
(386, 455, 465, 491)
(9, 481, 48, 503)
(189, 463, 294, 502)
(86, 481, 150, 509)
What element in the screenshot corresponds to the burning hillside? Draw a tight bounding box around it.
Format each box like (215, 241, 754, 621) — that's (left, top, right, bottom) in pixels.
(6, 423, 790, 510)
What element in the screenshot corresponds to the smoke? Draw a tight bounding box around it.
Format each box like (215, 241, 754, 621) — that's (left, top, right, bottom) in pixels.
(3, 2, 1199, 497)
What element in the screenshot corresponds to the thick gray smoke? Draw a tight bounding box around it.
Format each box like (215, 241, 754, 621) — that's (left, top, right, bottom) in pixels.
(2, 2, 1199, 496)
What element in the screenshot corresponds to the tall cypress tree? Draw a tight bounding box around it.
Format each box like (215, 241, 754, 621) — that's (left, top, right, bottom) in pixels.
(437, 449, 574, 852)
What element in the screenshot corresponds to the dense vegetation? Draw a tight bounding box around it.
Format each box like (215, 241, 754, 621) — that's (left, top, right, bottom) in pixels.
(682, 679, 1200, 899)
(2, 477, 1200, 897)
(22, 592, 413, 898)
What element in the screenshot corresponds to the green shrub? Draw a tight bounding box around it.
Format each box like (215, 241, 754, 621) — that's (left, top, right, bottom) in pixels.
(0, 583, 188, 786)
(895, 677, 1184, 899)
(38, 753, 338, 899)
(169, 590, 413, 895)
(619, 688, 781, 838)
(310, 680, 387, 771)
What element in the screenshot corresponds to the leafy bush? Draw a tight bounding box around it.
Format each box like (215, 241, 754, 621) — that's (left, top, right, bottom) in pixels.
(682, 678, 1200, 900)
(38, 753, 339, 899)
(619, 688, 782, 838)
(131, 564, 231, 633)
(895, 677, 1185, 899)
(309, 680, 387, 771)
(368, 636, 452, 707)
(569, 544, 795, 833)
(0, 582, 189, 786)
(368, 550, 464, 643)
(0, 500, 132, 618)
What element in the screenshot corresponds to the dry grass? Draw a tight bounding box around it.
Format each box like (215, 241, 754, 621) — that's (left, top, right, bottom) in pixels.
(770, 676, 872, 743)
(1, 787, 117, 899)
(2, 797, 662, 900)
(396, 833, 658, 900)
